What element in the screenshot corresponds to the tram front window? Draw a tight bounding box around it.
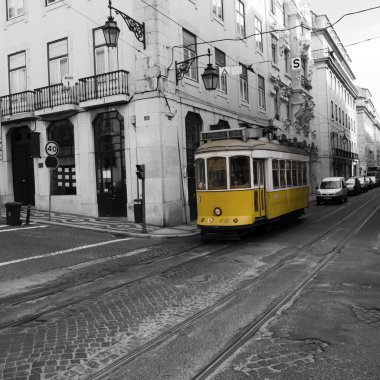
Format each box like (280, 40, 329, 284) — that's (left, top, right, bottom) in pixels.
(230, 156, 250, 189)
(195, 159, 206, 190)
(207, 157, 227, 190)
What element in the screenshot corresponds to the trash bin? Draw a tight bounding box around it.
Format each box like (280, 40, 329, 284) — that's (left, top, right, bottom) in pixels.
(5, 202, 22, 226)
(133, 199, 143, 223)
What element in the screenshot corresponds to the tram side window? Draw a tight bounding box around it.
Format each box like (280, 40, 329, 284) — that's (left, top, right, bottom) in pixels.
(292, 161, 298, 186)
(230, 156, 250, 189)
(195, 159, 206, 190)
(207, 157, 227, 190)
(253, 160, 259, 187)
(272, 159, 279, 189)
(286, 160, 292, 187)
(302, 162, 307, 185)
(279, 160, 286, 188)
(297, 161, 302, 185)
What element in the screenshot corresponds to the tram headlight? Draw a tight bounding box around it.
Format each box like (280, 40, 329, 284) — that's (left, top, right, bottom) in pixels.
(213, 207, 222, 216)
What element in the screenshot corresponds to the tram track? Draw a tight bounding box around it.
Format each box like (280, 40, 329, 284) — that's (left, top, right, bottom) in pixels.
(86, 193, 380, 380)
(193, 201, 380, 380)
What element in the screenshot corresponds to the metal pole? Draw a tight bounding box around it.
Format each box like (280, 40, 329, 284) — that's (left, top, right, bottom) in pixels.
(141, 167, 147, 233)
(48, 170, 52, 221)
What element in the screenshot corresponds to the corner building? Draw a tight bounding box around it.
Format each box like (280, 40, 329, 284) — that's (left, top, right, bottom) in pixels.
(0, 0, 316, 226)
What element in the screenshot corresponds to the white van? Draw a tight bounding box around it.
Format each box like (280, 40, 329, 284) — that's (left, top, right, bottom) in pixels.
(316, 177, 348, 205)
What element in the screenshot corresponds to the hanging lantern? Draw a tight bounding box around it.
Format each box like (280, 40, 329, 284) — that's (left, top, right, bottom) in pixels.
(102, 17, 120, 48)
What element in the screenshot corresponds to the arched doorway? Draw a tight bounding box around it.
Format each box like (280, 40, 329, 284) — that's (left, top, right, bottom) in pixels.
(93, 111, 127, 217)
(11, 126, 35, 205)
(185, 112, 202, 220)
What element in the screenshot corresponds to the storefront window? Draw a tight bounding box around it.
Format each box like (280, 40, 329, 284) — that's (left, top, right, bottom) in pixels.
(230, 156, 250, 189)
(47, 120, 76, 195)
(207, 157, 227, 190)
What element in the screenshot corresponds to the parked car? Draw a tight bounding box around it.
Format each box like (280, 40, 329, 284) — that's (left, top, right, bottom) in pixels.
(364, 176, 374, 190)
(358, 176, 369, 192)
(367, 175, 378, 188)
(316, 177, 348, 205)
(346, 177, 362, 196)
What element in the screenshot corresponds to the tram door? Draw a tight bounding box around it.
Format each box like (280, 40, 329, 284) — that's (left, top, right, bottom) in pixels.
(252, 160, 265, 218)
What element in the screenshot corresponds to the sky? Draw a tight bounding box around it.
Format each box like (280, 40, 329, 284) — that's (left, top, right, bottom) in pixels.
(311, 0, 380, 111)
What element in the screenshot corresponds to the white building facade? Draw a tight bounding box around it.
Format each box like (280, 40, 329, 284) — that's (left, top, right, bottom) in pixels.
(310, 13, 358, 183)
(356, 87, 380, 174)
(0, 0, 316, 226)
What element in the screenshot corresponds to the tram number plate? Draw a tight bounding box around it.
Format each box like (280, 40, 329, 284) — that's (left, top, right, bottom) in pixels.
(220, 218, 229, 223)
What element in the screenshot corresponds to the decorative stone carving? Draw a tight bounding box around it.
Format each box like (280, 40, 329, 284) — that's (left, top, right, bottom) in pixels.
(299, 36, 311, 57)
(311, 129, 317, 139)
(294, 97, 315, 137)
(283, 118, 291, 131)
(279, 30, 290, 55)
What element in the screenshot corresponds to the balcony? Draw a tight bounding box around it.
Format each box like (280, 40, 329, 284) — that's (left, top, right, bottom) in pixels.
(332, 148, 358, 160)
(34, 83, 79, 119)
(301, 75, 312, 91)
(0, 91, 35, 123)
(79, 70, 130, 108)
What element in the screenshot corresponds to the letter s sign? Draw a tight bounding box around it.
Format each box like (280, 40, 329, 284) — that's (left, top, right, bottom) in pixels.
(292, 57, 301, 70)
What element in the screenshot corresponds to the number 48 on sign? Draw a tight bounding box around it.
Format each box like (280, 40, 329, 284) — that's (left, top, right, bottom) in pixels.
(45, 141, 59, 156)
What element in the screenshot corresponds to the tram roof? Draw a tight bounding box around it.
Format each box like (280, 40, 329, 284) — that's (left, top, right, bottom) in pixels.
(196, 138, 308, 156)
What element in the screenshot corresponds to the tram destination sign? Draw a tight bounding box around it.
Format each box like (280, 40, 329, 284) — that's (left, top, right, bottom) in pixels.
(45, 141, 59, 156)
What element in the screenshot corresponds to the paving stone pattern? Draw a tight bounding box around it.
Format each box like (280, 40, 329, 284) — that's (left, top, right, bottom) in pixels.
(232, 339, 330, 378)
(0, 254, 249, 379)
(354, 306, 380, 328)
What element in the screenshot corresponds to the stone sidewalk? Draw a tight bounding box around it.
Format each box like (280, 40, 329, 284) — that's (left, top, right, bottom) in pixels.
(0, 205, 200, 238)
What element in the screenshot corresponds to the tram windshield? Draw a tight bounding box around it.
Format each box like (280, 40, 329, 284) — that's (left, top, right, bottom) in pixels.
(195, 159, 206, 190)
(207, 157, 227, 190)
(230, 156, 250, 188)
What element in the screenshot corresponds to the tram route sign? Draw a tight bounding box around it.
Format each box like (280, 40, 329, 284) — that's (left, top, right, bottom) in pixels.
(45, 156, 59, 170)
(45, 141, 59, 156)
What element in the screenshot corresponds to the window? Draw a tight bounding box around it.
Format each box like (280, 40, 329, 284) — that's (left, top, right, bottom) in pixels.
(279, 160, 286, 188)
(215, 48, 227, 93)
(283, 3, 287, 26)
(212, 0, 223, 20)
(240, 64, 248, 102)
(331, 100, 334, 119)
(48, 120, 76, 195)
(236, 0, 245, 37)
(207, 157, 227, 190)
(274, 89, 279, 120)
(93, 28, 118, 74)
(7, 0, 24, 20)
(292, 161, 298, 186)
(230, 156, 250, 189)
(255, 17, 263, 52)
(339, 107, 341, 123)
(335, 104, 338, 121)
(270, 0, 275, 14)
(272, 160, 287, 189)
(195, 159, 206, 190)
(284, 49, 290, 73)
(271, 37, 278, 65)
(48, 38, 68, 85)
(258, 75, 265, 110)
(46, 0, 63, 4)
(272, 159, 279, 189)
(286, 161, 292, 187)
(182, 29, 198, 81)
(342, 110, 345, 126)
(9, 51, 26, 94)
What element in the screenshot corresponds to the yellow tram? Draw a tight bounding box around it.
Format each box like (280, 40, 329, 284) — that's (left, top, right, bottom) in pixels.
(195, 137, 310, 234)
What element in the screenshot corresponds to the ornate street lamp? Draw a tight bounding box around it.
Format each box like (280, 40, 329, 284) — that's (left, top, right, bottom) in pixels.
(175, 49, 219, 91)
(342, 131, 348, 146)
(102, 0, 145, 49)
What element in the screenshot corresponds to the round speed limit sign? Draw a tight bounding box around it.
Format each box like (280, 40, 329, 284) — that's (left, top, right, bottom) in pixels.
(45, 141, 59, 156)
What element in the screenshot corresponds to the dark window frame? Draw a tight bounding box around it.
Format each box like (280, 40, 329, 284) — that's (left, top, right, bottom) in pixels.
(47, 37, 68, 86)
(236, 0, 246, 37)
(6, 0, 25, 20)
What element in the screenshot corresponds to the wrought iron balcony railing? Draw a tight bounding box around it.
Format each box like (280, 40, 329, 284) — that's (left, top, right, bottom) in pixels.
(332, 148, 358, 160)
(34, 83, 79, 110)
(0, 91, 35, 116)
(78, 70, 129, 102)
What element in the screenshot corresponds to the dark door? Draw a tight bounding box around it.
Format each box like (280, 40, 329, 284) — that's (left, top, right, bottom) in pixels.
(94, 111, 127, 217)
(185, 112, 202, 220)
(11, 127, 35, 205)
